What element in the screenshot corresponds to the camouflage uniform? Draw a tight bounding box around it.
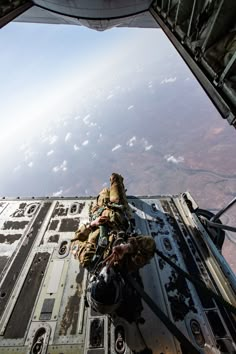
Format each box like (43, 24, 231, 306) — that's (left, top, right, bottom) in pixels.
(122, 235, 156, 272)
(71, 173, 155, 271)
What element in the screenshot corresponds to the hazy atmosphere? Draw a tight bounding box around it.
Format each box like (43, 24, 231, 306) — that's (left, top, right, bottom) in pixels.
(0, 20, 235, 269)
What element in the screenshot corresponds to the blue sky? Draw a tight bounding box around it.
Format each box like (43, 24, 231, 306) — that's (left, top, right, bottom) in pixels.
(0, 22, 174, 165)
(0, 23, 131, 143)
(0, 20, 235, 205)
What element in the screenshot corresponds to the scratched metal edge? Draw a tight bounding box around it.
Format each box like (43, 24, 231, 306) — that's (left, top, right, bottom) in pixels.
(0, 202, 52, 318)
(0, 344, 84, 354)
(4, 252, 51, 339)
(0, 195, 178, 201)
(162, 198, 236, 348)
(47, 344, 84, 353)
(171, 198, 236, 344)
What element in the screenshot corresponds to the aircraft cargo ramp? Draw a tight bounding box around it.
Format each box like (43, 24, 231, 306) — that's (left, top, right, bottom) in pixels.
(0, 194, 235, 354)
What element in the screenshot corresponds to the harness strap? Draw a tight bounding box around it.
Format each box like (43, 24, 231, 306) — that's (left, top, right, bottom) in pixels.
(155, 249, 236, 315)
(126, 274, 202, 354)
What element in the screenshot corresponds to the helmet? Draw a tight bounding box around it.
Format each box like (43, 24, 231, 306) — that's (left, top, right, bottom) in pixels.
(87, 266, 123, 314)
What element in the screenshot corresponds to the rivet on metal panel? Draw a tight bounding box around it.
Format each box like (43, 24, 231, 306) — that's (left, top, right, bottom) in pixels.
(26, 204, 37, 216)
(190, 319, 205, 347)
(70, 203, 79, 214)
(58, 240, 70, 258)
(27, 326, 51, 354)
(89, 319, 104, 348)
(59, 242, 67, 255)
(163, 238, 172, 251)
(115, 326, 126, 354)
(151, 203, 158, 212)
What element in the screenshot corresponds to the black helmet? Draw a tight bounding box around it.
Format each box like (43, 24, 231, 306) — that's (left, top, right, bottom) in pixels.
(87, 266, 123, 314)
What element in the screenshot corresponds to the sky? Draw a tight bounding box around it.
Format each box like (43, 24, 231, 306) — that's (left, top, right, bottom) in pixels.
(0, 19, 235, 197)
(0, 16, 236, 269)
(0, 22, 170, 159)
(0, 20, 185, 192)
(0, 23, 132, 147)
(0, 19, 234, 198)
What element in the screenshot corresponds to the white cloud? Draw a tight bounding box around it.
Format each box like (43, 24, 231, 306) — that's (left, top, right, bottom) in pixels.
(112, 144, 121, 152)
(164, 155, 184, 164)
(65, 132, 72, 142)
(74, 144, 80, 151)
(13, 165, 21, 172)
(142, 138, 152, 150)
(53, 166, 60, 172)
(161, 77, 177, 84)
(141, 138, 153, 151)
(74, 115, 80, 120)
(135, 64, 143, 73)
(19, 143, 28, 151)
(61, 161, 67, 171)
(89, 122, 97, 127)
(47, 150, 54, 156)
(82, 114, 96, 127)
(83, 114, 90, 124)
(53, 160, 67, 172)
(145, 145, 153, 151)
(127, 136, 136, 147)
(28, 161, 33, 167)
(97, 133, 103, 143)
(148, 81, 153, 88)
(107, 94, 114, 100)
(142, 138, 148, 145)
(53, 189, 63, 197)
(82, 140, 89, 146)
(24, 148, 34, 161)
(48, 135, 58, 145)
(127, 105, 134, 110)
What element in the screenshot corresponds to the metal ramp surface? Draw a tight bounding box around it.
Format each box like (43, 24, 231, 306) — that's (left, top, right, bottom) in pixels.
(0, 194, 235, 353)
